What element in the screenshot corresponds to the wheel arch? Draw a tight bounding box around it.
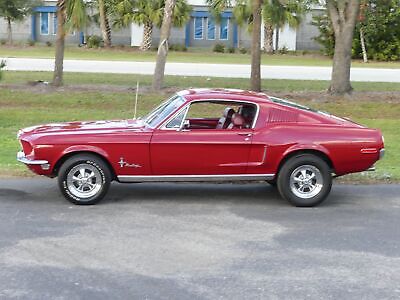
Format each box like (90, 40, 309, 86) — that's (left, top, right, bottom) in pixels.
(277, 147, 335, 176)
(52, 147, 116, 180)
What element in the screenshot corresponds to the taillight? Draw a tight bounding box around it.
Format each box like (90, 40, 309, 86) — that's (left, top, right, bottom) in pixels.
(21, 140, 33, 155)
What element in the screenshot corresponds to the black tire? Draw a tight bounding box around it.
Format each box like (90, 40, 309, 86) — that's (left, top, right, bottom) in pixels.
(277, 154, 332, 207)
(266, 179, 277, 187)
(58, 154, 111, 205)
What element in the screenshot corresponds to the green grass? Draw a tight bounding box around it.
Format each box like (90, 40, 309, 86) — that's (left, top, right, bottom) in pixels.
(0, 71, 399, 181)
(3, 71, 400, 92)
(1, 45, 400, 68)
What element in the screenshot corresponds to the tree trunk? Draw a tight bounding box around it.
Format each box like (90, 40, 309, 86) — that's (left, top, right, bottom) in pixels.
(275, 26, 279, 51)
(326, 0, 360, 95)
(263, 22, 273, 53)
(359, 26, 368, 63)
(152, 0, 176, 91)
(53, 0, 66, 87)
(250, 0, 262, 92)
(140, 22, 153, 51)
(6, 17, 12, 45)
(99, 0, 111, 47)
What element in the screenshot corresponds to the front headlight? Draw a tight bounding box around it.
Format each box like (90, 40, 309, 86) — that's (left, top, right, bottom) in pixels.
(20, 140, 34, 156)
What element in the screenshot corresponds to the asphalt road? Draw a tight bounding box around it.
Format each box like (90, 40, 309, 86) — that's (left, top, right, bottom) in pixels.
(0, 178, 400, 300)
(3, 57, 400, 82)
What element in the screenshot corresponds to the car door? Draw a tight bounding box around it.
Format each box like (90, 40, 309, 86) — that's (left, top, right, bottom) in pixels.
(150, 101, 255, 175)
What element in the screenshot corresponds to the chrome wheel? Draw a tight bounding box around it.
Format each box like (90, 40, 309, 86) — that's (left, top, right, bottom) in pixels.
(66, 163, 102, 199)
(289, 165, 323, 199)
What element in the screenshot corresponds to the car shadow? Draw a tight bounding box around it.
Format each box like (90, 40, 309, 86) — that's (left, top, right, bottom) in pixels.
(106, 182, 284, 206)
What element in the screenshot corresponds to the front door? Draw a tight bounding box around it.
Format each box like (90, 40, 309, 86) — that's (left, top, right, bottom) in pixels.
(150, 128, 253, 175)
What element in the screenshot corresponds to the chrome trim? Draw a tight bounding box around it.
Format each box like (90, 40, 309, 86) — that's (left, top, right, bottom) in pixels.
(117, 174, 275, 183)
(17, 151, 49, 165)
(158, 98, 260, 130)
(366, 166, 376, 172)
(379, 148, 385, 160)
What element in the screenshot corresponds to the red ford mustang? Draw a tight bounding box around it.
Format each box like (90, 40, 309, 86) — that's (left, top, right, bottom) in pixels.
(17, 89, 384, 206)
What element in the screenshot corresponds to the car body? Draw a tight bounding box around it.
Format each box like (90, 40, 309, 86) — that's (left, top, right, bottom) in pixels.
(17, 89, 385, 206)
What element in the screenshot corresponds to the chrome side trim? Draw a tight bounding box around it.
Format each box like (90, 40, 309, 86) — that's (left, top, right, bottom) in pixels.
(117, 173, 275, 183)
(17, 151, 49, 165)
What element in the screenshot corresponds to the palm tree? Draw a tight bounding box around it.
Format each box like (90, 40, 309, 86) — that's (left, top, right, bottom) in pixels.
(208, 0, 264, 92)
(263, 0, 305, 52)
(152, 0, 176, 90)
(53, 0, 86, 87)
(98, 0, 112, 47)
(114, 0, 190, 51)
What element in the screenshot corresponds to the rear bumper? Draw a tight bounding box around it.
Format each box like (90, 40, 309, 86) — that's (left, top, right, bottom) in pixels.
(379, 148, 385, 160)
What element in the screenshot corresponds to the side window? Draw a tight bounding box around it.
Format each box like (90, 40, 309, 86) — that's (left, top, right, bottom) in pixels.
(165, 108, 187, 129)
(186, 102, 226, 119)
(194, 17, 203, 40)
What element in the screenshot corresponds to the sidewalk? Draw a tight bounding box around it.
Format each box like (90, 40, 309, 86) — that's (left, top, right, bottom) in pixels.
(3, 57, 400, 82)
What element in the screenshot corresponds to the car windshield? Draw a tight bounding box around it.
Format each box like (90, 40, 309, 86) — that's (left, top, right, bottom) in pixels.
(144, 95, 185, 127)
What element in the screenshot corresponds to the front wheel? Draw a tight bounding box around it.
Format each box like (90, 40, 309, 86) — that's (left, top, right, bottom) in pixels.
(58, 154, 111, 205)
(277, 154, 332, 207)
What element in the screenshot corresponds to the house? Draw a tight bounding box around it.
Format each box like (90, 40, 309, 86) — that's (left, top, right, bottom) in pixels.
(0, 0, 322, 51)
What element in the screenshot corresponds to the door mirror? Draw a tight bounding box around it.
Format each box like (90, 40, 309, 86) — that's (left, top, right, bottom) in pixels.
(177, 119, 190, 131)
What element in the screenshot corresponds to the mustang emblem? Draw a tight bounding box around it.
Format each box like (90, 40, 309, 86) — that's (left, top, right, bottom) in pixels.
(118, 157, 142, 168)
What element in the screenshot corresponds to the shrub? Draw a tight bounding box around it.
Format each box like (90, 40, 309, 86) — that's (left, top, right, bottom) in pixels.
(87, 35, 102, 48)
(213, 43, 225, 53)
(239, 47, 247, 54)
(46, 41, 52, 47)
(0, 39, 6, 45)
(278, 46, 289, 54)
(169, 44, 187, 52)
(227, 46, 235, 53)
(0, 60, 6, 82)
(27, 39, 36, 46)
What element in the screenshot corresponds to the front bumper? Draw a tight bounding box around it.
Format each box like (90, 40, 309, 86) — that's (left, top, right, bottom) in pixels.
(17, 151, 50, 169)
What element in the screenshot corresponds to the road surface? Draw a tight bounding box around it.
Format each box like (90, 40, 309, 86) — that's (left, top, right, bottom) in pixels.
(0, 178, 400, 299)
(2, 57, 400, 82)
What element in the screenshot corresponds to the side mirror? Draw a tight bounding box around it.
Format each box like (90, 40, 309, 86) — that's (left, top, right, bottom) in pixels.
(177, 119, 190, 131)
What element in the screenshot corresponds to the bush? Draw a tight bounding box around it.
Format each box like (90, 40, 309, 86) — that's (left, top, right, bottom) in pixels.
(0, 60, 6, 82)
(87, 35, 102, 48)
(213, 43, 225, 53)
(27, 39, 36, 46)
(46, 41, 52, 47)
(169, 44, 187, 52)
(0, 39, 6, 45)
(239, 47, 248, 54)
(278, 46, 289, 54)
(227, 46, 235, 53)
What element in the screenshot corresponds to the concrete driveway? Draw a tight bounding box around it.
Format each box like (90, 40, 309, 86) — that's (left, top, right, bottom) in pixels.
(3, 57, 400, 82)
(1, 178, 400, 299)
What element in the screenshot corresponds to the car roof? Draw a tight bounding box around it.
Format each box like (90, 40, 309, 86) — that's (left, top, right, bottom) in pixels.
(178, 88, 271, 104)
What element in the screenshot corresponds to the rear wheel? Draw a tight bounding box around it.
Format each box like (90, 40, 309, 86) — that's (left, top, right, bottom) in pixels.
(58, 154, 111, 205)
(277, 154, 332, 207)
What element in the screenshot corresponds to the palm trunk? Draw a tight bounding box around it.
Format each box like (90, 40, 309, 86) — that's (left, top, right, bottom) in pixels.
(328, 32, 354, 94)
(99, 0, 111, 47)
(359, 26, 368, 63)
(326, 0, 360, 95)
(6, 17, 12, 45)
(152, 0, 176, 90)
(250, 0, 262, 92)
(275, 26, 279, 51)
(263, 22, 273, 53)
(53, 0, 66, 87)
(140, 22, 153, 51)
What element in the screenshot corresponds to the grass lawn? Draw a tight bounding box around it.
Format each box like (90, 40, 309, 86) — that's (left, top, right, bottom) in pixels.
(1, 45, 400, 69)
(0, 71, 399, 182)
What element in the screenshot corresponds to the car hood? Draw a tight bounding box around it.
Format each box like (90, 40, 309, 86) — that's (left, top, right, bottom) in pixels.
(19, 119, 146, 136)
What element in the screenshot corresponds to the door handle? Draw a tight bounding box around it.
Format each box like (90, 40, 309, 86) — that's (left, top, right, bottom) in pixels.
(237, 133, 253, 137)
